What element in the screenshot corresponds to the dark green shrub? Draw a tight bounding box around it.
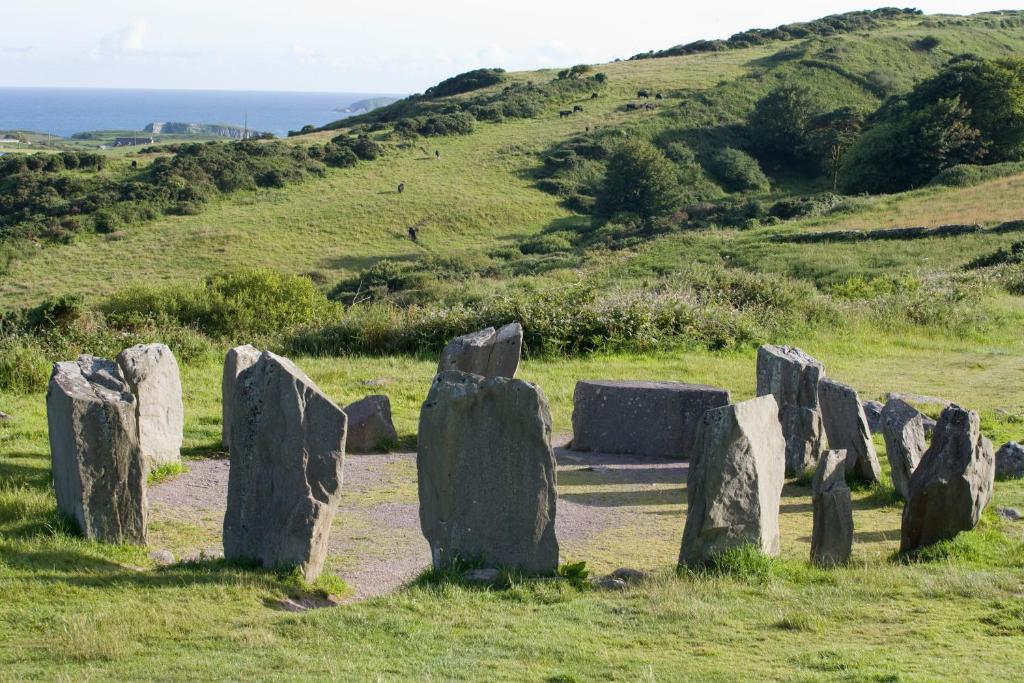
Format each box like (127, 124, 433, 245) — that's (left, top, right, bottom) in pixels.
(704, 148, 770, 193)
(424, 68, 506, 98)
(519, 233, 573, 254)
(323, 144, 359, 168)
(595, 140, 681, 220)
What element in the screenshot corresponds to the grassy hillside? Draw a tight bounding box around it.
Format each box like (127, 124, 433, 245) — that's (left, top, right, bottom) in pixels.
(2, 9, 1024, 681)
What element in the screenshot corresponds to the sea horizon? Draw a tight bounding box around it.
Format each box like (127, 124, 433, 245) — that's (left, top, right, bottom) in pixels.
(0, 87, 405, 138)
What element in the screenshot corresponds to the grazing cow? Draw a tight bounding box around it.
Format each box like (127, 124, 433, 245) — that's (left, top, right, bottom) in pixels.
(435, 150, 440, 158)
(573, 105, 584, 112)
(637, 90, 650, 98)
(408, 225, 418, 242)
(131, 160, 138, 168)
(643, 102, 656, 110)
(591, 92, 599, 99)
(398, 182, 405, 193)
(626, 103, 639, 111)
(559, 110, 572, 118)
(655, 93, 664, 100)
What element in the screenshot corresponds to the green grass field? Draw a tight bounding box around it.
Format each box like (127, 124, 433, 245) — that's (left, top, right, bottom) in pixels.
(2, 9, 1024, 680)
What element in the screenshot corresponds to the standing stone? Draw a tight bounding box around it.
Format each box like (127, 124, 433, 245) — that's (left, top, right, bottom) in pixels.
(995, 442, 1024, 480)
(437, 322, 523, 378)
(344, 395, 399, 453)
(755, 345, 827, 477)
(818, 378, 881, 483)
(810, 450, 853, 567)
(862, 400, 884, 434)
(418, 371, 558, 573)
(571, 380, 731, 459)
(900, 405, 995, 553)
(223, 351, 347, 581)
(116, 343, 184, 471)
(881, 398, 927, 499)
(221, 344, 261, 449)
(46, 355, 147, 544)
(678, 395, 786, 568)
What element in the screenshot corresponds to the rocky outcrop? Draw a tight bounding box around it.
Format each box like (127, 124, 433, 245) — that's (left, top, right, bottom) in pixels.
(570, 380, 731, 459)
(437, 323, 523, 378)
(755, 345, 827, 476)
(900, 405, 995, 553)
(818, 378, 881, 483)
(221, 345, 261, 449)
(881, 398, 927, 499)
(223, 352, 347, 581)
(117, 343, 184, 471)
(46, 356, 147, 544)
(344, 395, 399, 453)
(810, 450, 853, 567)
(418, 371, 558, 573)
(678, 395, 786, 568)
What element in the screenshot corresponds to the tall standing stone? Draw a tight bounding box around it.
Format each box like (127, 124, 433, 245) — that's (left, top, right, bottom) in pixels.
(818, 378, 882, 483)
(678, 395, 786, 568)
(570, 380, 731, 459)
(437, 322, 523, 378)
(223, 351, 347, 581)
(755, 345, 827, 476)
(881, 398, 927, 499)
(418, 371, 558, 573)
(46, 356, 147, 544)
(221, 344, 261, 449)
(810, 449, 853, 567)
(900, 405, 995, 553)
(117, 343, 184, 471)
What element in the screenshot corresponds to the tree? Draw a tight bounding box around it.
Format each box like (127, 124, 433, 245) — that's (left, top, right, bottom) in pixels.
(748, 84, 824, 166)
(595, 140, 681, 220)
(804, 107, 865, 191)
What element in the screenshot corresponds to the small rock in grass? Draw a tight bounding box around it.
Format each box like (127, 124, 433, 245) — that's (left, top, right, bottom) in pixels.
(463, 568, 502, 584)
(609, 567, 647, 583)
(997, 507, 1022, 521)
(150, 550, 175, 566)
(0, 411, 11, 422)
(995, 442, 1024, 480)
(597, 576, 629, 591)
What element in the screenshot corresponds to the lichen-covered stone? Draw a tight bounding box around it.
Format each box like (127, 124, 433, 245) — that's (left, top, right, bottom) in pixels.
(437, 323, 523, 378)
(810, 450, 853, 567)
(755, 345, 827, 476)
(117, 343, 184, 470)
(818, 378, 881, 483)
(221, 344, 261, 449)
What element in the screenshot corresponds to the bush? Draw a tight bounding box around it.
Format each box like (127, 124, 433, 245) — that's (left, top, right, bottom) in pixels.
(704, 148, 770, 193)
(331, 134, 382, 161)
(0, 335, 52, 393)
(323, 144, 359, 168)
(748, 84, 824, 166)
(519, 233, 573, 255)
(424, 68, 506, 98)
(928, 161, 1024, 187)
(594, 140, 681, 220)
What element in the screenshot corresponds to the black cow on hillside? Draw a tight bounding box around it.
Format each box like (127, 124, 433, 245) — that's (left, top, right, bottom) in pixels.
(573, 105, 583, 112)
(637, 90, 651, 98)
(559, 110, 572, 118)
(398, 182, 405, 193)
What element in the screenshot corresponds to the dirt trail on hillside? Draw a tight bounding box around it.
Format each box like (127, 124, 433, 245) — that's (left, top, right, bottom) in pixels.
(148, 439, 689, 601)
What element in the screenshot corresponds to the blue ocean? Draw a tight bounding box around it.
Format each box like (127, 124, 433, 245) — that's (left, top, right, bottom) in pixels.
(0, 88, 401, 138)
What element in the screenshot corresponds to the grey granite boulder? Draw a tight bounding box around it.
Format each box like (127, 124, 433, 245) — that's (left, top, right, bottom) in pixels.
(117, 343, 184, 471)
(223, 351, 347, 581)
(995, 442, 1024, 479)
(862, 400, 883, 434)
(810, 450, 853, 567)
(344, 395, 399, 453)
(46, 355, 147, 544)
(678, 395, 786, 568)
(818, 378, 881, 483)
(900, 405, 995, 553)
(437, 322, 523, 378)
(881, 398, 927, 499)
(221, 344, 261, 449)
(755, 345, 827, 476)
(418, 371, 558, 573)
(571, 380, 731, 459)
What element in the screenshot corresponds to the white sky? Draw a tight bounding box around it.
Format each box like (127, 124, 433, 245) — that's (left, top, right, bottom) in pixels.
(0, 1, 1012, 93)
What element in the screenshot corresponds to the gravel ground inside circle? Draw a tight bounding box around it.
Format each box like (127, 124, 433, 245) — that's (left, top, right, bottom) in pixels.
(148, 437, 690, 601)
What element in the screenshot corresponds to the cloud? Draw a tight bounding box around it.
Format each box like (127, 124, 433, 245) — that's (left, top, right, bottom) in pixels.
(99, 21, 147, 55)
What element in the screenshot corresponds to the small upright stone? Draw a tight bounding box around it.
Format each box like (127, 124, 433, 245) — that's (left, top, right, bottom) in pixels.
(223, 352, 347, 581)
(900, 405, 995, 553)
(418, 371, 558, 573)
(221, 344, 261, 449)
(810, 450, 853, 567)
(755, 345, 827, 476)
(571, 380, 731, 459)
(46, 355, 147, 544)
(117, 343, 184, 471)
(995, 442, 1024, 480)
(678, 395, 786, 568)
(862, 400, 884, 434)
(881, 398, 927, 499)
(818, 378, 881, 483)
(344, 395, 399, 453)
(437, 322, 523, 378)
